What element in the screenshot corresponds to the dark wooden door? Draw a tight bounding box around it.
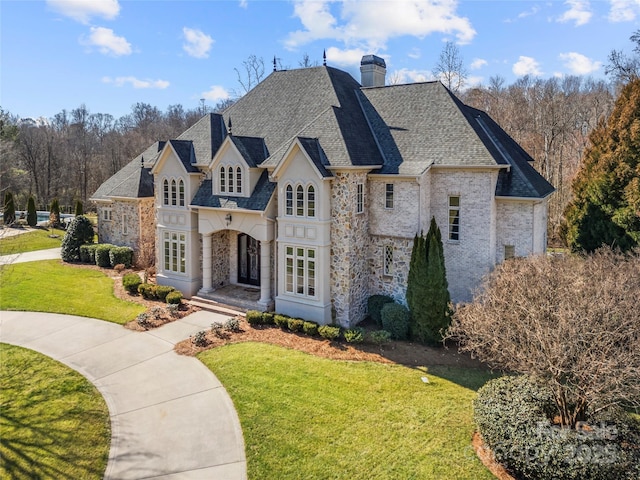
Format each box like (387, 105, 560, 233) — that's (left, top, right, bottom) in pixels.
(238, 233, 260, 286)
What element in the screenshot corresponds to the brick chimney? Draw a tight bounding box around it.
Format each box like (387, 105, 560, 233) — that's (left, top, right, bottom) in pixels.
(360, 55, 386, 87)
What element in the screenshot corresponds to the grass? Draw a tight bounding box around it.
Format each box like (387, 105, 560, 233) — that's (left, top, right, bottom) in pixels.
(0, 343, 110, 479)
(0, 227, 66, 255)
(0, 260, 145, 324)
(199, 342, 496, 480)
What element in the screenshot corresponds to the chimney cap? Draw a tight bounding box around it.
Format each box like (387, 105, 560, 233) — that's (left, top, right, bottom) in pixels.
(361, 54, 386, 68)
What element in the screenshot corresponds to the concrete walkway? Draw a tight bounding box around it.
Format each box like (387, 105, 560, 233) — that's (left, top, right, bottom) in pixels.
(0, 247, 62, 265)
(0, 310, 247, 480)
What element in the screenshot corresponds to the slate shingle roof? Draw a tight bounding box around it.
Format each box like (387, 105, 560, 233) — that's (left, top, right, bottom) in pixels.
(90, 142, 163, 200)
(167, 140, 199, 173)
(190, 170, 275, 211)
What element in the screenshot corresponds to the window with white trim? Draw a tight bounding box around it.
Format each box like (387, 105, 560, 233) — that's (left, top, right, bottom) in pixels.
(236, 166, 242, 194)
(448, 196, 460, 241)
(163, 179, 169, 205)
(385, 183, 394, 209)
(285, 185, 293, 215)
(296, 185, 304, 216)
(122, 214, 129, 235)
(228, 167, 234, 193)
(178, 179, 185, 206)
(307, 185, 315, 217)
(171, 179, 177, 206)
(285, 246, 316, 297)
(163, 231, 186, 274)
(356, 183, 364, 214)
(102, 208, 112, 221)
(220, 167, 226, 193)
(383, 245, 393, 276)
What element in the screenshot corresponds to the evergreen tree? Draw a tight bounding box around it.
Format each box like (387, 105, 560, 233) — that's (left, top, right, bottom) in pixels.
(407, 218, 452, 345)
(3, 191, 16, 225)
(61, 215, 94, 262)
(74, 200, 83, 216)
(563, 79, 640, 252)
(26, 196, 37, 227)
(49, 198, 60, 228)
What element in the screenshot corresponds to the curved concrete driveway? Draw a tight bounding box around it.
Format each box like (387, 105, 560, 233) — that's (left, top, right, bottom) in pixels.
(0, 310, 247, 480)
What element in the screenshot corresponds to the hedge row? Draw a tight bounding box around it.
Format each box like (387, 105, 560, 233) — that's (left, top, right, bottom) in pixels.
(245, 310, 391, 345)
(79, 243, 133, 268)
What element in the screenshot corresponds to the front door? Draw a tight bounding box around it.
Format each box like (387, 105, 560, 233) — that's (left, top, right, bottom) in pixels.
(238, 233, 260, 286)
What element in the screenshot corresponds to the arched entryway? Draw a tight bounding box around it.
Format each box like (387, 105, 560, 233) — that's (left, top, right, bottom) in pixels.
(237, 233, 260, 286)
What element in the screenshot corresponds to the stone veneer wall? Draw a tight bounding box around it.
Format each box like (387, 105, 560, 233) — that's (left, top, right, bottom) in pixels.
(330, 171, 370, 327)
(137, 198, 156, 265)
(368, 235, 413, 305)
(99, 200, 141, 250)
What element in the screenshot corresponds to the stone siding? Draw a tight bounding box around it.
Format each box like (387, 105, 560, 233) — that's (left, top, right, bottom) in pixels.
(368, 235, 413, 306)
(98, 200, 146, 251)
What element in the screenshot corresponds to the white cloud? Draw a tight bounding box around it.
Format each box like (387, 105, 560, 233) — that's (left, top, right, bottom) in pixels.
(608, 0, 640, 22)
(518, 5, 540, 19)
(202, 85, 231, 102)
(470, 58, 487, 70)
(387, 68, 435, 85)
(103, 76, 169, 89)
(559, 52, 602, 74)
(513, 56, 542, 76)
(239, 0, 248, 8)
(408, 48, 421, 60)
(557, 0, 592, 26)
(285, 0, 476, 52)
(47, 0, 120, 24)
(182, 28, 214, 59)
(325, 46, 368, 67)
(82, 27, 131, 56)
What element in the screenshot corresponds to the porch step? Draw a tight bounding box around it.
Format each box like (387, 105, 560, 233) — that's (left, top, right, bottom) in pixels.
(189, 297, 246, 317)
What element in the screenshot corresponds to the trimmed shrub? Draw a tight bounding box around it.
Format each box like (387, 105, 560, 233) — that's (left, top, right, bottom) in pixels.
(210, 322, 224, 337)
(261, 312, 275, 325)
(166, 291, 182, 305)
(369, 330, 392, 345)
(74, 200, 83, 216)
(192, 331, 208, 347)
(475, 376, 640, 480)
(95, 244, 114, 268)
(122, 273, 142, 294)
(154, 285, 175, 302)
(274, 314, 290, 329)
(109, 246, 133, 268)
(136, 312, 151, 329)
(3, 191, 16, 225)
(225, 317, 241, 333)
(167, 303, 180, 317)
(138, 283, 157, 300)
(287, 318, 304, 332)
(318, 325, 341, 340)
(61, 215, 95, 262)
(246, 310, 263, 325)
(302, 321, 319, 336)
(149, 306, 165, 320)
(26, 196, 37, 227)
(381, 302, 410, 340)
(368, 294, 395, 327)
(80, 244, 98, 263)
(344, 327, 364, 343)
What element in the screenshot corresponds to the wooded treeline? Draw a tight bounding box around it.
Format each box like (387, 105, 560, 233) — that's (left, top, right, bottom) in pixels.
(0, 74, 615, 242)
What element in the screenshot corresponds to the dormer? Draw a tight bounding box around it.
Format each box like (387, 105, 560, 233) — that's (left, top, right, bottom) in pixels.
(209, 135, 268, 198)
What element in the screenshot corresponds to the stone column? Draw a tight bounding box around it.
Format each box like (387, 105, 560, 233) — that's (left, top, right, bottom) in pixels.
(258, 240, 272, 309)
(200, 233, 213, 293)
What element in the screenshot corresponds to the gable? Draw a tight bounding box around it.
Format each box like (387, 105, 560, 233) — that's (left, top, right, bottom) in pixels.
(271, 139, 331, 182)
(152, 140, 199, 176)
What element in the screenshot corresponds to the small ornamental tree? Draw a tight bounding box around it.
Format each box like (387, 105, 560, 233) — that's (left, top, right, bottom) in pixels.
(49, 198, 60, 228)
(74, 200, 83, 216)
(26, 195, 37, 227)
(3, 191, 16, 225)
(447, 248, 640, 428)
(407, 217, 451, 344)
(61, 215, 95, 262)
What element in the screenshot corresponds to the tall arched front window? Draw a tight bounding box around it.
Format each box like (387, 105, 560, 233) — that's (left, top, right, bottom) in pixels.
(220, 167, 226, 193)
(178, 179, 185, 206)
(228, 167, 234, 193)
(236, 166, 242, 194)
(163, 179, 169, 205)
(171, 179, 177, 206)
(296, 185, 304, 216)
(285, 185, 293, 215)
(307, 185, 315, 217)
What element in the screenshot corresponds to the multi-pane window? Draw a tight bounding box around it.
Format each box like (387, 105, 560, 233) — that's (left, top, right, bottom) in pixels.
(122, 214, 129, 235)
(178, 179, 185, 206)
(285, 185, 293, 215)
(307, 185, 315, 217)
(228, 167, 234, 193)
(285, 246, 316, 297)
(356, 183, 364, 214)
(296, 185, 304, 216)
(448, 196, 460, 241)
(219, 166, 244, 195)
(383, 245, 393, 276)
(236, 166, 242, 194)
(163, 231, 186, 274)
(163, 179, 169, 205)
(171, 180, 177, 205)
(385, 183, 394, 209)
(220, 167, 226, 193)
(102, 208, 112, 221)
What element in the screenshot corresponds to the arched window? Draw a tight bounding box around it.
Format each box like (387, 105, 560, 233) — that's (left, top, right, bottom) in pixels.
(220, 166, 226, 193)
(296, 185, 304, 216)
(228, 167, 234, 193)
(236, 166, 242, 194)
(163, 179, 169, 205)
(285, 185, 293, 215)
(178, 179, 185, 206)
(307, 185, 315, 217)
(171, 179, 177, 206)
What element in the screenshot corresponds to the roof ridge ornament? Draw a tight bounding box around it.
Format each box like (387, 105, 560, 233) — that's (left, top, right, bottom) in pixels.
(227, 116, 232, 136)
(323, 49, 326, 66)
(273, 55, 277, 72)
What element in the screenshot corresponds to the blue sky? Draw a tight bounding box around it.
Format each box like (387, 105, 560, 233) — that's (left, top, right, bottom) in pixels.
(1, 0, 638, 120)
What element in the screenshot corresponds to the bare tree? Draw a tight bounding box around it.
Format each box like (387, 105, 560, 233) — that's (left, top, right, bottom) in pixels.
(298, 52, 318, 68)
(447, 249, 640, 428)
(606, 30, 640, 85)
(432, 41, 468, 93)
(234, 55, 266, 94)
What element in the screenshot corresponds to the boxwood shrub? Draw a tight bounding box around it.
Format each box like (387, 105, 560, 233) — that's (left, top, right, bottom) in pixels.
(246, 310, 263, 325)
(380, 302, 410, 340)
(138, 283, 157, 300)
(302, 321, 319, 336)
(261, 312, 275, 325)
(287, 318, 304, 332)
(344, 327, 364, 343)
(109, 246, 133, 268)
(369, 330, 392, 345)
(95, 244, 115, 268)
(475, 375, 640, 480)
(368, 294, 395, 327)
(274, 314, 289, 329)
(80, 244, 99, 264)
(154, 285, 175, 302)
(122, 273, 142, 294)
(318, 325, 341, 340)
(166, 290, 183, 305)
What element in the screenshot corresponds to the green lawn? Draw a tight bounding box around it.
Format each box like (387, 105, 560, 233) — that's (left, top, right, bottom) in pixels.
(0, 228, 66, 255)
(0, 260, 145, 324)
(0, 343, 110, 479)
(199, 342, 495, 480)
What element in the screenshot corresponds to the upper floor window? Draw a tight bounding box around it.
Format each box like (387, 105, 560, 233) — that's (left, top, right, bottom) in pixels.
(296, 185, 304, 216)
(307, 185, 315, 217)
(228, 167, 234, 193)
(448, 196, 460, 242)
(171, 179, 177, 205)
(219, 165, 244, 195)
(236, 166, 242, 194)
(285, 183, 317, 218)
(220, 166, 226, 193)
(385, 183, 394, 209)
(163, 179, 169, 205)
(178, 179, 185, 206)
(102, 208, 112, 221)
(285, 185, 293, 215)
(356, 183, 364, 214)
(122, 214, 129, 235)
